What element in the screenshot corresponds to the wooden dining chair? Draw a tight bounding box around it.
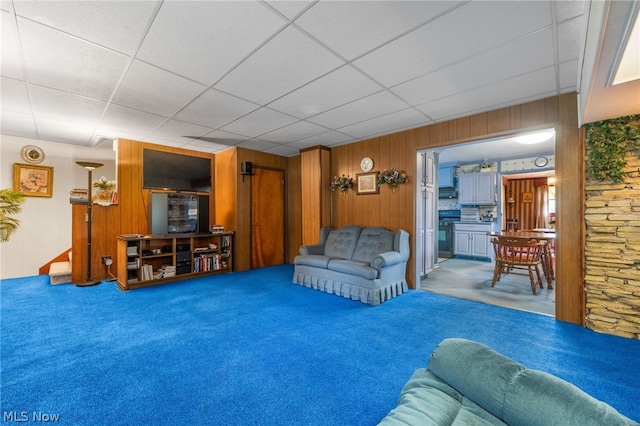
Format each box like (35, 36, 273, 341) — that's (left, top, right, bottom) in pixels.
(491, 236, 546, 294)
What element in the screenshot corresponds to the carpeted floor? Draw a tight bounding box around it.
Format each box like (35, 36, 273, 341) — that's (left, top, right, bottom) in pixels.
(2, 265, 639, 425)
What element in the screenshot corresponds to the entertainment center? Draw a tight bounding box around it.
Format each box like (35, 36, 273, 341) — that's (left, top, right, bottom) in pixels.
(116, 232, 233, 291)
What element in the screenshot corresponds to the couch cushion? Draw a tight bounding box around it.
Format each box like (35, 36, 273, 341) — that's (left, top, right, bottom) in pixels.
(324, 226, 362, 259)
(293, 255, 331, 268)
(327, 259, 378, 280)
(427, 338, 525, 420)
(352, 227, 394, 263)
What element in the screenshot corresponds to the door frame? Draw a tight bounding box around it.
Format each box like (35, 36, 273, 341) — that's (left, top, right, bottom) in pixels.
(250, 165, 286, 269)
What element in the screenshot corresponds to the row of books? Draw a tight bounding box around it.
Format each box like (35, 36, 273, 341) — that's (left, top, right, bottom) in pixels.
(127, 258, 141, 270)
(194, 253, 225, 273)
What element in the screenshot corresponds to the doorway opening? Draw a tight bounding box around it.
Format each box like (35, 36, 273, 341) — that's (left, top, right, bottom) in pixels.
(417, 130, 556, 316)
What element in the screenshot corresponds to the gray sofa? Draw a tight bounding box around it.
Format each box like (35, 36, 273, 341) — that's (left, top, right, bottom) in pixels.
(292, 225, 409, 306)
(379, 338, 638, 426)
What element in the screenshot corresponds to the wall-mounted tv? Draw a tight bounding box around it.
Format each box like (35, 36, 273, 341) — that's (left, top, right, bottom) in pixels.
(143, 149, 211, 193)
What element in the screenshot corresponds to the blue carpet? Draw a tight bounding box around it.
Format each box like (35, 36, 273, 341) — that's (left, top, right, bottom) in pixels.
(2, 265, 639, 425)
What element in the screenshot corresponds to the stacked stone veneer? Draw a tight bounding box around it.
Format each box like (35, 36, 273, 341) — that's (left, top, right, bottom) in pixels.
(585, 146, 640, 339)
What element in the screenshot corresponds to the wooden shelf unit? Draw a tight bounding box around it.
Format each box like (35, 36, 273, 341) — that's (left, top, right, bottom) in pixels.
(116, 232, 233, 290)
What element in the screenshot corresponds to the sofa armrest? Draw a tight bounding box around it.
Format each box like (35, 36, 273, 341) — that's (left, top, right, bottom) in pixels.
(299, 244, 325, 256)
(371, 251, 403, 270)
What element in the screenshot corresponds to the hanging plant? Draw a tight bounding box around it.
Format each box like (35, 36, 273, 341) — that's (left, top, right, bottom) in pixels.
(0, 188, 26, 242)
(378, 168, 408, 193)
(330, 175, 354, 193)
(586, 114, 640, 183)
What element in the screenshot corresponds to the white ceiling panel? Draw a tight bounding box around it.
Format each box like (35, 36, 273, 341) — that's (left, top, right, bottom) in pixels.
(29, 85, 106, 125)
(391, 29, 556, 107)
(1, 10, 23, 80)
(219, 107, 298, 138)
(293, 1, 463, 61)
(112, 60, 207, 118)
(17, 18, 128, 101)
(12, 0, 159, 55)
(0, 110, 36, 138)
(354, 1, 552, 87)
(267, 65, 382, 118)
(0, 0, 633, 158)
(174, 89, 260, 129)
(136, 1, 285, 86)
(1, 77, 31, 113)
(263, 144, 301, 157)
(308, 91, 410, 129)
(214, 26, 344, 105)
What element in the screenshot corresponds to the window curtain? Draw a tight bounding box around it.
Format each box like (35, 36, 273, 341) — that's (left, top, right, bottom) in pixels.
(534, 181, 549, 228)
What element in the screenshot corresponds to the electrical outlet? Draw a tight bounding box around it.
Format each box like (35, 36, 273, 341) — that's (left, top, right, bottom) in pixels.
(101, 256, 113, 266)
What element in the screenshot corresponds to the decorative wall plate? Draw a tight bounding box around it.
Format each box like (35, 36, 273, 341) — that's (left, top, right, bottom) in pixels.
(21, 145, 45, 164)
(360, 157, 374, 172)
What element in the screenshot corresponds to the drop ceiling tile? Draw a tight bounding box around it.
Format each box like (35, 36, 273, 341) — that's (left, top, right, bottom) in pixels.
(0, 110, 37, 138)
(392, 29, 555, 106)
(29, 85, 106, 125)
(1, 11, 24, 80)
(268, 65, 382, 118)
(136, 1, 284, 86)
(289, 130, 355, 148)
(559, 59, 579, 90)
(259, 120, 327, 143)
(354, 1, 552, 87)
(237, 139, 280, 152)
(337, 108, 429, 140)
(33, 116, 95, 145)
(308, 91, 408, 129)
(174, 88, 260, 129)
(215, 26, 344, 105)
(1, 77, 31, 113)
(112, 60, 207, 118)
(263, 144, 300, 157)
(266, 1, 313, 20)
(556, 0, 586, 22)
(17, 18, 128, 101)
(417, 67, 558, 121)
(220, 107, 298, 138)
(558, 16, 586, 62)
(294, 1, 463, 60)
(13, 1, 158, 55)
(182, 137, 235, 153)
(148, 119, 214, 144)
(192, 129, 249, 147)
(100, 104, 167, 136)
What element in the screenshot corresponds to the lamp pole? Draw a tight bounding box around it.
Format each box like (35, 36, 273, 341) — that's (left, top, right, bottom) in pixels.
(76, 161, 103, 287)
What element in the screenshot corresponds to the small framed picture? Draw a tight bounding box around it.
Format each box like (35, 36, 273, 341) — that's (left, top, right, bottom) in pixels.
(13, 163, 54, 197)
(356, 172, 379, 195)
(522, 192, 533, 203)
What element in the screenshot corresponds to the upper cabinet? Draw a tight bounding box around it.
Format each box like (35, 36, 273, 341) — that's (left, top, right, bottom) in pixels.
(459, 172, 496, 205)
(438, 166, 456, 188)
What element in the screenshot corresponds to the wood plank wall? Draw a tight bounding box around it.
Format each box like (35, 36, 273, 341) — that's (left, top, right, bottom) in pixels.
(503, 178, 537, 230)
(327, 93, 583, 324)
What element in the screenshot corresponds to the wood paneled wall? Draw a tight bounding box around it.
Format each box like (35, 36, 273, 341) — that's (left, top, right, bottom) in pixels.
(287, 156, 302, 263)
(327, 93, 584, 324)
(300, 146, 331, 245)
(504, 178, 537, 230)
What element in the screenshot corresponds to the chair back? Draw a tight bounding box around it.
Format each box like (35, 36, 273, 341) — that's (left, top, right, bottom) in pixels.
(491, 236, 545, 266)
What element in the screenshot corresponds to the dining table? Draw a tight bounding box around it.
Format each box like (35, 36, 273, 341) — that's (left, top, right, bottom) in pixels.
(489, 231, 556, 287)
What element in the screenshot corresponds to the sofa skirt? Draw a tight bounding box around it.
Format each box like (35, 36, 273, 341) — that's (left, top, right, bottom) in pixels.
(292, 265, 408, 306)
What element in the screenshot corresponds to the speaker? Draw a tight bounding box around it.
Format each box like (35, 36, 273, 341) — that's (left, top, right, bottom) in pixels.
(241, 161, 253, 175)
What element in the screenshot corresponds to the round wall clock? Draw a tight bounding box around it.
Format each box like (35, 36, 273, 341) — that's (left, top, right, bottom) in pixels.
(534, 156, 549, 168)
(360, 157, 374, 172)
(21, 145, 45, 164)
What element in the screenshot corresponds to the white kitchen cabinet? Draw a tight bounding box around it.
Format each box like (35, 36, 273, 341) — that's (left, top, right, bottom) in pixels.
(458, 172, 496, 205)
(454, 222, 495, 260)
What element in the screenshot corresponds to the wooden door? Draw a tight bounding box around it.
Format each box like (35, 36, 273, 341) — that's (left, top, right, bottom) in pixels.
(251, 168, 285, 268)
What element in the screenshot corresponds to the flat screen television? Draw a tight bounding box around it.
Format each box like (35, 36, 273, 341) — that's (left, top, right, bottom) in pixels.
(143, 149, 211, 193)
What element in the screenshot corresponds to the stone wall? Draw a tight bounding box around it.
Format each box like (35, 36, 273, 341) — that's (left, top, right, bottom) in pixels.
(584, 145, 640, 339)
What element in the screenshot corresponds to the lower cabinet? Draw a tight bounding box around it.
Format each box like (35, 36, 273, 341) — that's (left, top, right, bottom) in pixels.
(116, 233, 233, 290)
(454, 223, 494, 260)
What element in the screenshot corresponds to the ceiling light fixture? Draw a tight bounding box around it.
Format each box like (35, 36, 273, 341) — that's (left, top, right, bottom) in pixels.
(514, 130, 555, 145)
(609, 2, 640, 86)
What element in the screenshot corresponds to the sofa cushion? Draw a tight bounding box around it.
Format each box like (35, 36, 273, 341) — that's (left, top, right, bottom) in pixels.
(293, 255, 331, 269)
(352, 227, 395, 263)
(328, 259, 378, 280)
(324, 226, 362, 259)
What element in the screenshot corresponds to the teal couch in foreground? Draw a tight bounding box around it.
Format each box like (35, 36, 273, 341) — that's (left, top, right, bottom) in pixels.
(379, 338, 638, 426)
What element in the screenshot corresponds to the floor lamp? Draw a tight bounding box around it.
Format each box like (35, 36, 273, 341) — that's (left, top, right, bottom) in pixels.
(76, 161, 103, 287)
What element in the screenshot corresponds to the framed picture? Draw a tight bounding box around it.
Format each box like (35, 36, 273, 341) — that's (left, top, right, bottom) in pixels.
(13, 163, 54, 197)
(522, 192, 533, 203)
(356, 172, 379, 195)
